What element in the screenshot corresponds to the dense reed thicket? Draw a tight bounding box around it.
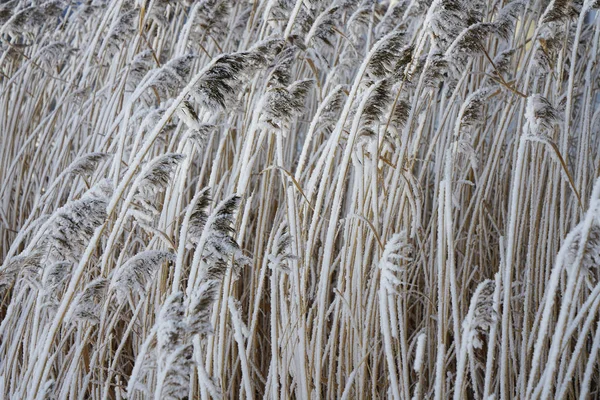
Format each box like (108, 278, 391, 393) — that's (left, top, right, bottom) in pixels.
(1, 0, 600, 398)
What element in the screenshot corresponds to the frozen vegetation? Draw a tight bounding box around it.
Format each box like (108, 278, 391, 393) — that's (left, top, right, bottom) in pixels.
(1, 0, 600, 398)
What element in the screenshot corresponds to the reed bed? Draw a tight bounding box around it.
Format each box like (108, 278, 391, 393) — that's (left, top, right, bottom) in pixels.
(1, 0, 600, 398)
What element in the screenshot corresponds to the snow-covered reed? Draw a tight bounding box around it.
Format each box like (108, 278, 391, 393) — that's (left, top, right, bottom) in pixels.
(1, 0, 600, 398)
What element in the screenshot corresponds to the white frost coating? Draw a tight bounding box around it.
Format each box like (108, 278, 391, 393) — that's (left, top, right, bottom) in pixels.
(413, 333, 426, 372)
(1, 1, 600, 399)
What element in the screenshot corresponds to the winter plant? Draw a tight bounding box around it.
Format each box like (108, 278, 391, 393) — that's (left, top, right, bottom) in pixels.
(2, 0, 600, 399)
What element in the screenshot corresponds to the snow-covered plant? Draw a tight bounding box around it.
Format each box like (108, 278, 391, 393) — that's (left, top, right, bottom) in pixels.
(524, 94, 561, 137)
(267, 223, 297, 274)
(379, 232, 413, 294)
(110, 250, 175, 304)
(135, 154, 186, 202)
(454, 279, 496, 400)
(3, 0, 600, 398)
(66, 277, 108, 324)
(260, 79, 313, 130)
(199, 195, 248, 275)
(44, 180, 113, 262)
(65, 153, 110, 177)
(0, 250, 44, 293)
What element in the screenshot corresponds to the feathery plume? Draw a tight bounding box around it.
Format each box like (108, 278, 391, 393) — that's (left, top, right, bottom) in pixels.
(46, 180, 113, 262)
(127, 50, 155, 89)
(155, 292, 194, 399)
(453, 87, 493, 136)
(186, 188, 212, 245)
(198, 195, 249, 281)
(494, 1, 525, 41)
(186, 280, 220, 337)
(379, 231, 413, 294)
(260, 79, 314, 129)
(111, 251, 175, 304)
(37, 42, 77, 68)
(420, 53, 449, 88)
(157, 292, 187, 358)
(150, 55, 196, 97)
(361, 79, 392, 125)
(191, 51, 266, 110)
(103, 8, 139, 55)
(267, 224, 297, 274)
(562, 222, 600, 287)
(542, 0, 579, 24)
(525, 94, 560, 136)
(266, 45, 297, 88)
(66, 153, 110, 176)
(42, 261, 72, 294)
(66, 277, 108, 324)
(136, 154, 185, 202)
(2, 1, 64, 36)
(462, 280, 496, 349)
(367, 31, 407, 79)
(0, 250, 44, 293)
(391, 99, 411, 129)
(445, 22, 495, 67)
(305, 5, 340, 47)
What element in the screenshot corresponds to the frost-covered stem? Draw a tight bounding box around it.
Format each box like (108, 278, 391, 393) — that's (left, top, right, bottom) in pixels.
(295, 86, 344, 181)
(58, 327, 94, 400)
(283, 0, 304, 39)
(563, 1, 594, 152)
(235, 102, 266, 194)
(539, 232, 600, 395)
(397, 295, 410, 400)
(258, 0, 276, 39)
(27, 57, 225, 399)
(340, 367, 360, 400)
(561, 282, 600, 347)
(228, 299, 253, 400)
(444, 147, 462, 353)
(126, 326, 158, 396)
(193, 336, 221, 400)
(173, 188, 209, 293)
(412, 333, 426, 400)
(99, 172, 149, 274)
(101, 298, 145, 400)
(175, 3, 201, 55)
(517, 171, 544, 396)
(284, 183, 310, 399)
(160, 136, 196, 239)
(246, 233, 275, 352)
(0, 289, 26, 337)
(455, 278, 494, 400)
(558, 1, 593, 239)
(555, 292, 600, 400)
(269, 252, 280, 400)
(527, 177, 600, 399)
(578, 320, 600, 400)
(454, 322, 471, 399)
(378, 288, 401, 400)
(434, 180, 447, 400)
(501, 132, 528, 399)
(110, 67, 160, 183)
(312, 32, 398, 389)
(484, 271, 502, 399)
(27, 225, 106, 399)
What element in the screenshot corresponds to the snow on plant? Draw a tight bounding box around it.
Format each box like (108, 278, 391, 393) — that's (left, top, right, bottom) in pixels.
(2, 0, 600, 399)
